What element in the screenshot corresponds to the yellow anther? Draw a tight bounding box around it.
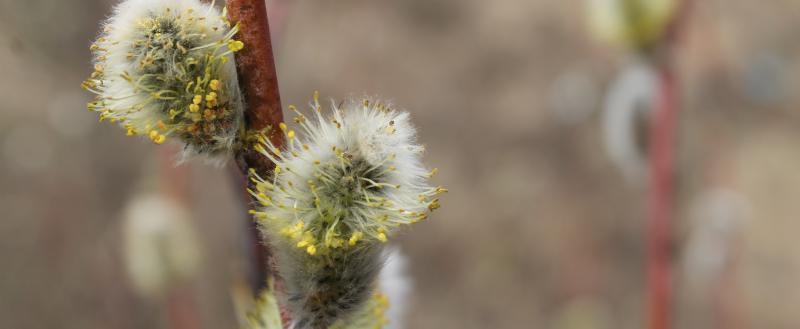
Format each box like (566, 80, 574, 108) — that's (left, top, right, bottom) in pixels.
(297, 240, 309, 248)
(306, 245, 317, 255)
(429, 168, 439, 177)
(428, 199, 440, 211)
(189, 104, 200, 113)
(154, 134, 166, 145)
(205, 92, 217, 101)
(377, 233, 388, 243)
(279, 122, 287, 131)
(209, 79, 220, 91)
(193, 94, 202, 105)
(126, 128, 136, 136)
(149, 130, 159, 140)
(287, 130, 295, 139)
(227, 40, 244, 52)
(348, 231, 363, 246)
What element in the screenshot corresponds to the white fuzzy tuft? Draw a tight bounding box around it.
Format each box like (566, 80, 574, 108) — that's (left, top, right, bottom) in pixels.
(84, 0, 245, 161)
(249, 94, 444, 328)
(379, 248, 412, 329)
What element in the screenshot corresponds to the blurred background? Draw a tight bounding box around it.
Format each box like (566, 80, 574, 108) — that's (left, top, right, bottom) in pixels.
(2, 0, 800, 328)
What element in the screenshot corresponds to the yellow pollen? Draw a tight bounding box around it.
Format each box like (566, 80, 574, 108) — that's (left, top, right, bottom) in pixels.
(227, 40, 244, 52)
(349, 231, 363, 246)
(209, 79, 220, 91)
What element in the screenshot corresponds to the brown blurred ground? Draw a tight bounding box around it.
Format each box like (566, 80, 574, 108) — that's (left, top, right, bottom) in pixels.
(2, 0, 800, 328)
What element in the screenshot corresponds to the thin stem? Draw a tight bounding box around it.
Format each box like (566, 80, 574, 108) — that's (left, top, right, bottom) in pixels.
(645, 1, 692, 328)
(158, 145, 199, 329)
(226, 0, 286, 292)
(646, 67, 676, 329)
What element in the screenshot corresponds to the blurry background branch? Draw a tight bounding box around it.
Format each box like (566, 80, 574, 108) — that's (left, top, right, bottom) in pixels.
(645, 1, 692, 329)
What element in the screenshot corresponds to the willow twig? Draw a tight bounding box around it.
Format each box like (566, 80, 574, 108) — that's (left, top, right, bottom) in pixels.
(226, 0, 286, 292)
(645, 1, 692, 328)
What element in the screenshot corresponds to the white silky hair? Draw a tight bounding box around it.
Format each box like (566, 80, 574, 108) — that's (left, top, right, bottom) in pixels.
(602, 59, 657, 184)
(95, 0, 243, 162)
(380, 247, 412, 329)
(253, 96, 442, 329)
(267, 98, 434, 236)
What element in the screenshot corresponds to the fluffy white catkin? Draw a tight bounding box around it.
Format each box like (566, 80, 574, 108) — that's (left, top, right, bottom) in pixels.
(250, 94, 445, 329)
(83, 0, 245, 160)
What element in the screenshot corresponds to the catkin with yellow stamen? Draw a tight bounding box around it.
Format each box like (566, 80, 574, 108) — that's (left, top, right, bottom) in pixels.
(250, 93, 445, 328)
(83, 0, 245, 160)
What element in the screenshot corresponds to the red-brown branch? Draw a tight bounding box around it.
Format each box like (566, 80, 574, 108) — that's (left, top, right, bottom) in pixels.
(226, 0, 285, 292)
(646, 1, 692, 328)
(646, 67, 676, 329)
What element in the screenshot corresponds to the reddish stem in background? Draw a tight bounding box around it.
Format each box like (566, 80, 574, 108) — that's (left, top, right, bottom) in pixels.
(158, 145, 200, 329)
(646, 68, 676, 329)
(226, 0, 286, 292)
(158, 145, 188, 204)
(166, 286, 201, 329)
(645, 2, 691, 328)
